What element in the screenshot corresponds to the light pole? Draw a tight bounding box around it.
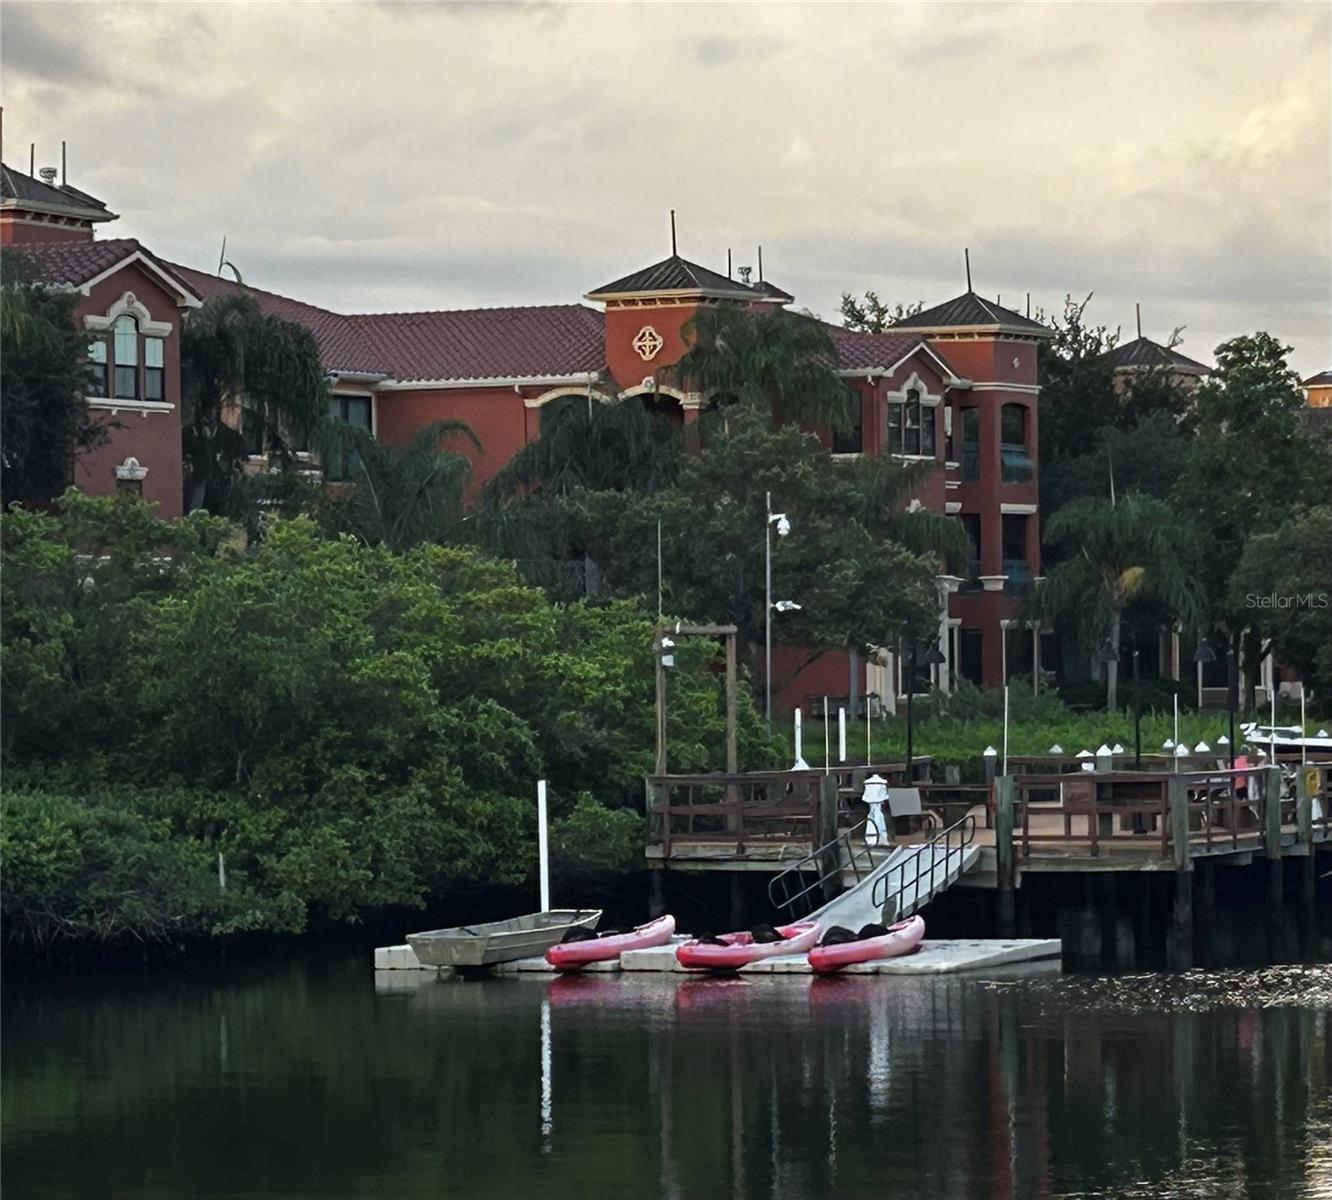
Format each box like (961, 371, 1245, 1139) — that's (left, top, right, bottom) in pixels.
(1102, 637, 1142, 767)
(764, 492, 792, 731)
(905, 640, 946, 781)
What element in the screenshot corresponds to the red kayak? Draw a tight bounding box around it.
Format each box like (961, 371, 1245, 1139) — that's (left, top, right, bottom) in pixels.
(807, 915, 925, 975)
(675, 922, 821, 971)
(544, 914, 675, 972)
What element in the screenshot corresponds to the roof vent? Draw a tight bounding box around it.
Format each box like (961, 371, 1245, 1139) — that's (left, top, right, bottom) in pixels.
(38, 166, 58, 184)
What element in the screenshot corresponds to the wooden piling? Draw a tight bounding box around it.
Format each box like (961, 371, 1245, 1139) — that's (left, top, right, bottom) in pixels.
(1263, 765, 1283, 907)
(995, 775, 1016, 936)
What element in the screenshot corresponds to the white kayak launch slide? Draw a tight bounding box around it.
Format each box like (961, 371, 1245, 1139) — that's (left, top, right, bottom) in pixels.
(808, 838, 981, 930)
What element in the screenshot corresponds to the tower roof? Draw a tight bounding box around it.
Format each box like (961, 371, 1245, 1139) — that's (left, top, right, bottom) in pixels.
(890, 291, 1051, 337)
(586, 254, 760, 301)
(1095, 336, 1210, 375)
(0, 162, 117, 223)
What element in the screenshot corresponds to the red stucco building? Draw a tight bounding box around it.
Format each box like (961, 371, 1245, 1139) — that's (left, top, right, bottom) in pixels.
(3, 156, 1050, 703)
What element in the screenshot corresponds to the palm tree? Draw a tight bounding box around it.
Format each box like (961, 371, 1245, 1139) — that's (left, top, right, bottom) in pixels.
(316, 419, 478, 552)
(1032, 492, 1202, 709)
(181, 294, 329, 513)
(663, 305, 857, 433)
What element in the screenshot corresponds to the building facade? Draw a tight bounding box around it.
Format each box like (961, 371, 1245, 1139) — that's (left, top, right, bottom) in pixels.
(4, 156, 1050, 703)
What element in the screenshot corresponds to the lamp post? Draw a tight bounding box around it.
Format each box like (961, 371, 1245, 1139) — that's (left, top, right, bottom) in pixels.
(905, 640, 946, 782)
(1102, 637, 1142, 767)
(764, 493, 792, 731)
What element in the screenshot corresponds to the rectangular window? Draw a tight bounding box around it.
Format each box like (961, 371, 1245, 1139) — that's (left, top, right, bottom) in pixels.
(1000, 403, 1034, 483)
(960, 512, 982, 584)
(832, 392, 863, 455)
(961, 408, 980, 480)
(920, 406, 935, 457)
(1002, 514, 1031, 592)
(243, 407, 265, 457)
(326, 394, 373, 481)
(888, 389, 935, 457)
(959, 629, 983, 686)
(86, 339, 108, 397)
(943, 406, 954, 461)
(143, 337, 164, 402)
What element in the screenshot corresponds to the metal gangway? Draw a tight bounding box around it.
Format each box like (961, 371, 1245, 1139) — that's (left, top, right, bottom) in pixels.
(768, 814, 979, 929)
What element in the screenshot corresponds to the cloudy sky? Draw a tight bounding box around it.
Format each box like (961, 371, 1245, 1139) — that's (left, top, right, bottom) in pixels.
(4, 1, 1328, 373)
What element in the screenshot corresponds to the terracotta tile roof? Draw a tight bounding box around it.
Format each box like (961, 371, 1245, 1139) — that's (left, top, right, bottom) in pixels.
(165, 261, 605, 383)
(1, 162, 115, 220)
(350, 305, 604, 382)
(826, 328, 929, 372)
(164, 260, 386, 376)
(892, 291, 1051, 336)
(1095, 336, 1210, 375)
(587, 254, 758, 300)
(4, 237, 197, 300)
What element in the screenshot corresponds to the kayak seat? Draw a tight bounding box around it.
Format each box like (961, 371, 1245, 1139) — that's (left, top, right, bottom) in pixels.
(559, 926, 599, 944)
(819, 925, 858, 947)
(697, 932, 728, 945)
(750, 924, 784, 944)
(857, 923, 889, 940)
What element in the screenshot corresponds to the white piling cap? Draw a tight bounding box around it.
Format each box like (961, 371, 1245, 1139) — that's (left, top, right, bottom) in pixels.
(1163, 739, 1175, 749)
(1076, 749, 1094, 759)
(982, 745, 998, 757)
(1048, 744, 1064, 755)
(1112, 743, 1125, 754)
(1175, 743, 1190, 757)
(1194, 740, 1210, 752)
(1096, 744, 1113, 756)
(1318, 729, 1330, 738)
(1217, 735, 1229, 745)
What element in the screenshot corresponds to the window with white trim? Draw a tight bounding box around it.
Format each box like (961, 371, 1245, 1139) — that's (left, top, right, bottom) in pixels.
(86, 338, 109, 396)
(144, 337, 165, 402)
(887, 388, 935, 457)
(112, 315, 138, 400)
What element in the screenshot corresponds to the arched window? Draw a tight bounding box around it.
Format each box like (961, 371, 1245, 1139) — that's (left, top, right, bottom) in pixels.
(112, 315, 138, 400)
(888, 388, 935, 457)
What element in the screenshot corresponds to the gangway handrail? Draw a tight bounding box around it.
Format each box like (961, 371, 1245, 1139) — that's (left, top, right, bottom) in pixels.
(767, 818, 876, 917)
(871, 814, 977, 922)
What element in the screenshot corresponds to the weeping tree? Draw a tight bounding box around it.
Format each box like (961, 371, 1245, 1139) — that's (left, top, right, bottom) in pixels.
(181, 294, 329, 514)
(315, 418, 478, 552)
(663, 305, 857, 433)
(1031, 492, 1202, 710)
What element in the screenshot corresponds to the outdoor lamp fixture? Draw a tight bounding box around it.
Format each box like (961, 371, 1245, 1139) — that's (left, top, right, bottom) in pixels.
(659, 635, 676, 670)
(764, 492, 793, 732)
(774, 600, 802, 612)
(905, 642, 947, 782)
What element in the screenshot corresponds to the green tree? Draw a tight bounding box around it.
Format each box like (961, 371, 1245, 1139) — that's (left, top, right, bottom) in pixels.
(180, 294, 329, 514)
(0, 260, 106, 508)
(1173, 333, 1326, 710)
(1227, 507, 1332, 695)
(1036, 294, 1120, 475)
(1032, 492, 1203, 710)
(316, 418, 478, 551)
(839, 291, 923, 333)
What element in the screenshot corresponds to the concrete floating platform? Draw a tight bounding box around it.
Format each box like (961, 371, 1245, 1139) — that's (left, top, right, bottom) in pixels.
(375, 943, 426, 970)
(488, 937, 1060, 977)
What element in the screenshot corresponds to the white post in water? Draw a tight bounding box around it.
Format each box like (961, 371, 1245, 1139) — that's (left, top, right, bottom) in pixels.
(1270, 684, 1277, 767)
(793, 708, 809, 770)
(838, 707, 847, 763)
(540, 996, 553, 1153)
(1002, 685, 1010, 776)
(1301, 686, 1307, 766)
(536, 779, 551, 913)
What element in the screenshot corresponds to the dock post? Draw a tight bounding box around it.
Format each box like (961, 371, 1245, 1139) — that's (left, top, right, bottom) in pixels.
(729, 873, 744, 929)
(1264, 766, 1283, 907)
(1296, 767, 1315, 908)
(1168, 775, 1193, 966)
(649, 866, 666, 918)
(995, 774, 1016, 937)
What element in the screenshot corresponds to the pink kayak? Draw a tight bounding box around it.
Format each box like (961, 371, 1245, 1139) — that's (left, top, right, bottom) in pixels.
(676, 922, 822, 971)
(807, 915, 925, 974)
(545, 914, 675, 971)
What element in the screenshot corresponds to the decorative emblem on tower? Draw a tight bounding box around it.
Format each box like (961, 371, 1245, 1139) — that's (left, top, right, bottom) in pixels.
(632, 326, 664, 362)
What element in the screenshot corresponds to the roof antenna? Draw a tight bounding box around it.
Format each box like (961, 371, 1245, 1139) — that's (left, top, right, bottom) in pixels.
(727, 248, 732, 279)
(29, 142, 35, 176)
(758, 245, 764, 282)
(1136, 302, 1142, 340)
(670, 209, 677, 256)
(1026, 292, 1031, 318)
(997, 294, 1001, 306)
(217, 236, 228, 275)
(964, 248, 972, 292)
(61, 140, 66, 185)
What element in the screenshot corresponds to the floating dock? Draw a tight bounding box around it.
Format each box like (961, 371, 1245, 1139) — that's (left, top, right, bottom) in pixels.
(373, 936, 1060, 977)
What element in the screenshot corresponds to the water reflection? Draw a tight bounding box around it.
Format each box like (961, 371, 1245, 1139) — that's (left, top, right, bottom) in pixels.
(3, 957, 1330, 1199)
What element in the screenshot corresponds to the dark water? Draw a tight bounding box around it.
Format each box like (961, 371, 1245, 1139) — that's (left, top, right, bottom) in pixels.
(4, 952, 1331, 1199)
